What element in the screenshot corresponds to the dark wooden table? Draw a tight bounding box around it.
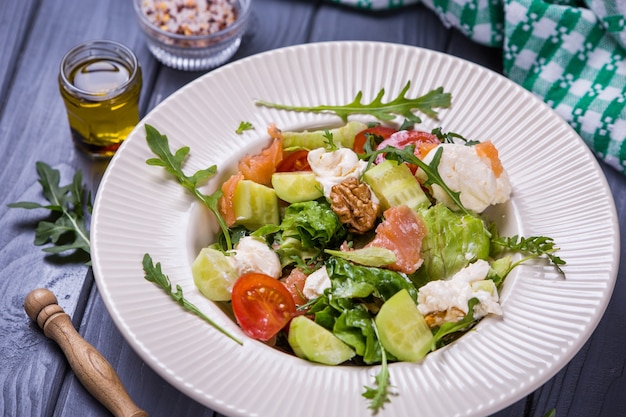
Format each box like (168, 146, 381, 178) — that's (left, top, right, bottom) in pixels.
(2, 1, 625, 416)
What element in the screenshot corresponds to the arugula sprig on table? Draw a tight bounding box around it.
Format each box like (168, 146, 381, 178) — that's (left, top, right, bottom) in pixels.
(144, 124, 233, 250)
(256, 81, 451, 124)
(8, 162, 91, 260)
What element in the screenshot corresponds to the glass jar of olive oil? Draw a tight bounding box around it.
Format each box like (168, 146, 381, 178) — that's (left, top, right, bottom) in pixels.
(59, 40, 142, 158)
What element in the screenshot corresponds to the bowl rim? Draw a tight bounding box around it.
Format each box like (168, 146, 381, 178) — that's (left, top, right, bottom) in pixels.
(132, 0, 251, 42)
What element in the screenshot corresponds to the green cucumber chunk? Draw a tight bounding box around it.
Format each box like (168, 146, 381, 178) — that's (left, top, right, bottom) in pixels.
(192, 248, 238, 301)
(288, 315, 356, 365)
(282, 121, 368, 150)
(234, 179, 280, 230)
(375, 289, 433, 362)
(363, 159, 430, 211)
(271, 171, 323, 203)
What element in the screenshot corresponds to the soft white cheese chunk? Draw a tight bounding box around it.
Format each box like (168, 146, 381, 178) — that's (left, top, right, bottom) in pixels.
(307, 147, 368, 198)
(417, 259, 502, 322)
(303, 266, 331, 299)
(229, 236, 282, 279)
(420, 143, 511, 213)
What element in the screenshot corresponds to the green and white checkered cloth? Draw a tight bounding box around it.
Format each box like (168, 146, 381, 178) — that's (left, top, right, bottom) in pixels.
(330, 0, 626, 174)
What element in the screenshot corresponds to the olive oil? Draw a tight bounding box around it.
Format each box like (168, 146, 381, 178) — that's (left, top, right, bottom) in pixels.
(59, 41, 141, 158)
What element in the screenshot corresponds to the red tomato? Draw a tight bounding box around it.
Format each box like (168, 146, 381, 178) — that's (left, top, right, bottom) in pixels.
(276, 150, 311, 172)
(231, 273, 297, 341)
(375, 130, 441, 173)
(353, 126, 397, 154)
(375, 130, 440, 155)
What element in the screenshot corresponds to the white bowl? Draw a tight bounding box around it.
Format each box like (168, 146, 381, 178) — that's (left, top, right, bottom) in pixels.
(133, 0, 251, 71)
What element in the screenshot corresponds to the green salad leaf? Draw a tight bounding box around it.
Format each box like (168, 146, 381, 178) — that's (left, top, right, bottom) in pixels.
(492, 235, 566, 276)
(256, 81, 451, 124)
(411, 204, 491, 286)
(281, 200, 346, 248)
(362, 319, 396, 415)
(144, 124, 233, 250)
(324, 247, 396, 267)
(256, 200, 347, 267)
(327, 257, 419, 302)
(235, 121, 254, 134)
(142, 253, 242, 345)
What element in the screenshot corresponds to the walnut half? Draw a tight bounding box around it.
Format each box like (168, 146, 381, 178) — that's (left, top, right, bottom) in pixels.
(329, 177, 379, 234)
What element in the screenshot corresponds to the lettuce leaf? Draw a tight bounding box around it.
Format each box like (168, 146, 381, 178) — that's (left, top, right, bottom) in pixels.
(255, 200, 347, 267)
(412, 204, 491, 286)
(281, 200, 347, 248)
(327, 257, 419, 302)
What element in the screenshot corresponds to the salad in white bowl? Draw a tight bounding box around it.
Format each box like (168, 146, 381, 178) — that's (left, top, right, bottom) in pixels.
(141, 84, 565, 414)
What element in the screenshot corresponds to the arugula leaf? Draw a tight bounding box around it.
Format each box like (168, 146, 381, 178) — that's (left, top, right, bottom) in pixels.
(430, 127, 478, 145)
(142, 254, 242, 345)
(362, 319, 396, 415)
(8, 162, 91, 260)
(323, 129, 338, 151)
(144, 124, 233, 250)
(491, 235, 566, 275)
(256, 82, 451, 124)
(235, 121, 254, 134)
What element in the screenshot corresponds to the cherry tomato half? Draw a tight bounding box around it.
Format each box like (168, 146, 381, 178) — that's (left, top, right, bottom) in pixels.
(376, 130, 440, 151)
(375, 130, 441, 173)
(353, 126, 397, 154)
(276, 150, 311, 172)
(231, 272, 297, 341)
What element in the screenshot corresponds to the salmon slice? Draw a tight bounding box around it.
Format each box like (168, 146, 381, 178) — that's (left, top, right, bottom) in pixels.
(219, 172, 244, 227)
(475, 141, 504, 177)
(239, 136, 283, 186)
(366, 205, 427, 274)
(418, 142, 439, 159)
(280, 268, 308, 309)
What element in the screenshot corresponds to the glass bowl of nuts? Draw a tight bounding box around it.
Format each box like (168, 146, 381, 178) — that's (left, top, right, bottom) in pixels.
(133, 0, 251, 71)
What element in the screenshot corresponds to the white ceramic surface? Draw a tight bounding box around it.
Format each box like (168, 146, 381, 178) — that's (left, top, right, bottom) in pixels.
(91, 41, 619, 417)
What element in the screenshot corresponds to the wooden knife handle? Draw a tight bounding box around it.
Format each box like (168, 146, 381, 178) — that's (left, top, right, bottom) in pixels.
(24, 288, 148, 417)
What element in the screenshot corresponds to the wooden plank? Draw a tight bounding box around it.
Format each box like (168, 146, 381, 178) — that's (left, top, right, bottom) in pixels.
(0, 0, 156, 416)
(0, 1, 36, 105)
(56, 276, 222, 417)
(311, 3, 448, 49)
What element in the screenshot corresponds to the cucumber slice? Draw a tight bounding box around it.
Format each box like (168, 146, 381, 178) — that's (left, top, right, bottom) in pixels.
(375, 289, 433, 362)
(234, 179, 280, 230)
(271, 171, 323, 203)
(363, 159, 430, 211)
(192, 248, 238, 301)
(282, 121, 368, 150)
(288, 316, 356, 365)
